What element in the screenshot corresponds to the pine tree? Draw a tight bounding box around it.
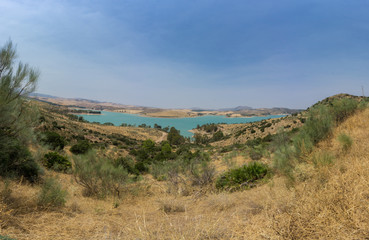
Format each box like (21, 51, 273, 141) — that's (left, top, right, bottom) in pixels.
(0, 40, 40, 181)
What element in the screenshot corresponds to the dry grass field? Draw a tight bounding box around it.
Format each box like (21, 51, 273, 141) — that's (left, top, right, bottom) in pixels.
(1, 107, 369, 239)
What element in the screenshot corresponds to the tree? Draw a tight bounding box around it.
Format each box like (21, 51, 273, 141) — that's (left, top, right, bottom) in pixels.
(167, 127, 185, 146)
(0, 40, 40, 181)
(0, 40, 39, 139)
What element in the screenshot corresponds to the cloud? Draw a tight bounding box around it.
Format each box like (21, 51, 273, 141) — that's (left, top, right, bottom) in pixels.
(1, 0, 368, 109)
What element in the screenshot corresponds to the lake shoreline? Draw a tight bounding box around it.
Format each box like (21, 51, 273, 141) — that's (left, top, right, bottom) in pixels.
(77, 111, 286, 138)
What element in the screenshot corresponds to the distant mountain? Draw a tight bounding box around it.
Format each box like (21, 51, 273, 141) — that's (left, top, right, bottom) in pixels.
(30, 93, 58, 98)
(219, 106, 253, 111)
(30, 93, 303, 116)
(191, 107, 215, 111)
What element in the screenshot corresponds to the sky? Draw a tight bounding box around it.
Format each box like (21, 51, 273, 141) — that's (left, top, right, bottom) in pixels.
(1, 0, 369, 109)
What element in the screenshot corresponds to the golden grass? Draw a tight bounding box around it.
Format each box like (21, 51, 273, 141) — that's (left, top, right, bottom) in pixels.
(1, 108, 369, 239)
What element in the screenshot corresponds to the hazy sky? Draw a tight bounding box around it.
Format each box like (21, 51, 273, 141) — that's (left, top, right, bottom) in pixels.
(1, 0, 368, 109)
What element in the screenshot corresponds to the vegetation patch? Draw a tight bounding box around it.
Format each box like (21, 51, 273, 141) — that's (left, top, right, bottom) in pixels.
(43, 152, 72, 172)
(73, 151, 130, 198)
(337, 133, 353, 152)
(38, 178, 67, 208)
(216, 162, 269, 190)
(70, 140, 91, 154)
(42, 131, 66, 150)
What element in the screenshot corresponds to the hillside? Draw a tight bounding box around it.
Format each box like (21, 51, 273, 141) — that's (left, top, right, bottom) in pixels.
(1, 95, 369, 239)
(30, 94, 301, 118)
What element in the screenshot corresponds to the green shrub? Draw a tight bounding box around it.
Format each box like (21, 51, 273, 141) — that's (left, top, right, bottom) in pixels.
(216, 162, 269, 190)
(115, 156, 139, 175)
(312, 151, 334, 167)
(0, 235, 16, 240)
(194, 133, 209, 145)
(189, 161, 215, 186)
(294, 105, 333, 157)
(150, 161, 178, 181)
(338, 133, 353, 152)
(212, 131, 224, 141)
(73, 151, 129, 198)
(38, 178, 67, 207)
(272, 129, 297, 183)
(249, 148, 262, 160)
(43, 152, 71, 172)
(42, 131, 65, 150)
(167, 127, 185, 145)
(331, 98, 358, 123)
(0, 135, 41, 182)
(70, 140, 91, 154)
(134, 161, 149, 173)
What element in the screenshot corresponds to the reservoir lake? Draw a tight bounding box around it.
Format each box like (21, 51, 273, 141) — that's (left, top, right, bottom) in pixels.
(78, 111, 286, 138)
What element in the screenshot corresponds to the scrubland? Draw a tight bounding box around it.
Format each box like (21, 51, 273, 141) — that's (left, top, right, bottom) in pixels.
(1, 97, 369, 240)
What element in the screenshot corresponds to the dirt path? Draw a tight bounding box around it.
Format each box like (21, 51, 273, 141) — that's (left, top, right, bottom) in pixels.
(156, 131, 168, 143)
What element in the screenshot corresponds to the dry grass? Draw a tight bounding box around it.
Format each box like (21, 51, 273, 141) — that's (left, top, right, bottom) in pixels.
(1, 108, 369, 239)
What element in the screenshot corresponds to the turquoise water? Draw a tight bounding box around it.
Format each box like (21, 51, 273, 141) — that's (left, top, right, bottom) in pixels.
(78, 111, 285, 137)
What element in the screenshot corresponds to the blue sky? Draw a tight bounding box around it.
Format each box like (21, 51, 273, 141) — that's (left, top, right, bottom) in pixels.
(1, 0, 369, 109)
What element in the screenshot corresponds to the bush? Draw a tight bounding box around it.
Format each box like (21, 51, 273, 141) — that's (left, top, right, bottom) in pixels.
(312, 151, 334, 167)
(212, 131, 224, 141)
(70, 140, 91, 154)
(38, 178, 67, 207)
(167, 127, 185, 146)
(73, 151, 129, 198)
(294, 105, 333, 156)
(338, 133, 353, 152)
(190, 161, 216, 186)
(0, 235, 16, 240)
(216, 162, 269, 190)
(43, 152, 71, 172)
(0, 135, 41, 182)
(249, 150, 262, 160)
(331, 98, 358, 123)
(150, 161, 178, 181)
(115, 156, 139, 175)
(42, 131, 66, 150)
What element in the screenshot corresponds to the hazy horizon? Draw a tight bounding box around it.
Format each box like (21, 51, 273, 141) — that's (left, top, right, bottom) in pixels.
(1, 1, 368, 109)
(33, 92, 308, 110)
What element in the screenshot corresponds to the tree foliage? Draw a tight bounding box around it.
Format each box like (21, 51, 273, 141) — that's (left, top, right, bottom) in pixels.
(0, 40, 40, 181)
(167, 127, 185, 146)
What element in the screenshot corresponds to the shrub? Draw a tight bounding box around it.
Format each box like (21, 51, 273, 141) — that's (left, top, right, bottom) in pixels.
(272, 129, 297, 183)
(216, 162, 269, 190)
(159, 199, 186, 213)
(38, 178, 67, 207)
(42, 131, 66, 150)
(73, 151, 129, 198)
(70, 140, 91, 154)
(312, 151, 334, 167)
(43, 152, 71, 172)
(150, 161, 178, 181)
(338, 133, 353, 152)
(212, 131, 224, 141)
(294, 105, 333, 157)
(194, 133, 209, 145)
(0, 235, 16, 240)
(0, 135, 41, 182)
(330, 98, 358, 123)
(167, 127, 185, 145)
(189, 161, 216, 186)
(134, 162, 149, 173)
(115, 156, 139, 175)
(249, 148, 262, 160)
